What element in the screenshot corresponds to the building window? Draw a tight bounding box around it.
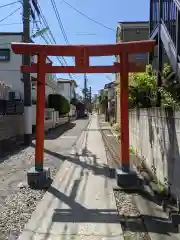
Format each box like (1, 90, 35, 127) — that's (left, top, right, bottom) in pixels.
(0, 49, 10, 61)
(31, 55, 35, 64)
(135, 53, 147, 60)
(136, 29, 140, 34)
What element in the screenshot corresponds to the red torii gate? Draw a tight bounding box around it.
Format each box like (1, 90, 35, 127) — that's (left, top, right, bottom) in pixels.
(11, 40, 155, 188)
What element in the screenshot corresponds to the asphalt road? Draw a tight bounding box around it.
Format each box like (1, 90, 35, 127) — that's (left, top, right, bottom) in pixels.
(43, 117, 90, 154)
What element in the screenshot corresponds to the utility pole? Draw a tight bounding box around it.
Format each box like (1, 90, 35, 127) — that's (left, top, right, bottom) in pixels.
(89, 86, 91, 104)
(89, 86, 92, 113)
(84, 73, 87, 104)
(23, 0, 32, 145)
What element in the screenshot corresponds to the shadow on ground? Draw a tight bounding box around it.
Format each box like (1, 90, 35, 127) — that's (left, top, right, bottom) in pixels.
(39, 146, 115, 180)
(48, 167, 120, 224)
(44, 122, 76, 140)
(76, 116, 89, 120)
(119, 214, 178, 234)
(0, 122, 76, 161)
(0, 137, 27, 162)
(50, 184, 120, 224)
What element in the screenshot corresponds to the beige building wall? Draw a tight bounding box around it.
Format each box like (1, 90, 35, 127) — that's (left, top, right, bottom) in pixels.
(115, 73, 120, 124)
(115, 21, 149, 124)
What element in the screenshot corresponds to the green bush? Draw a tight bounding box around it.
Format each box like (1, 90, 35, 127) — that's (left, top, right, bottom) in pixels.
(128, 65, 156, 108)
(48, 94, 70, 115)
(128, 63, 180, 108)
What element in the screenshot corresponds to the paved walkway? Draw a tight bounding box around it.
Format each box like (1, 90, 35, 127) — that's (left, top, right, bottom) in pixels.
(18, 114, 123, 240)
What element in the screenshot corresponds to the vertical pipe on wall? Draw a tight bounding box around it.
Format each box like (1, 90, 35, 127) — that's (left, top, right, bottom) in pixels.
(156, 0, 163, 107)
(23, 0, 32, 145)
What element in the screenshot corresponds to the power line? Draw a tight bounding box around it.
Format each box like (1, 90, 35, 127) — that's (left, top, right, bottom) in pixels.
(36, 3, 78, 81)
(33, 2, 80, 83)
(50, 0, 69, 44)
(50, 0, 79, 81)
(36, 8, 65, 65)
(50, 0, 76, 61)
(37, 2, 67, 65)
(0, 7, 21, 24)
(62, 0, 115, 32)
(37, 2, 79, 81)
(34, 19, 64, 65)
(0, 1, 19, 9)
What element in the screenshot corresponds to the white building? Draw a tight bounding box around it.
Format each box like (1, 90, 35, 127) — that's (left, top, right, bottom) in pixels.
(57, 79, 77, 102)
(0, 32, 60, 101)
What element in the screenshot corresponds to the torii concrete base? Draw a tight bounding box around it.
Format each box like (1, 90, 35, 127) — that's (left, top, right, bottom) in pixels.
(115, 168, 142, 188)
(27, 167, 51, 189)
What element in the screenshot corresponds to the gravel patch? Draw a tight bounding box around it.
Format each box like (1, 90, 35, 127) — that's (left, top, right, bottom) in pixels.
(0, 147, 64, 240)
(114, 190, 150, 240)
(0, 187, 44, 240)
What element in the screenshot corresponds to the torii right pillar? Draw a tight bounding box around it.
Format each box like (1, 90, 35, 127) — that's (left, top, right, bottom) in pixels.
(116, 51, 146, 188)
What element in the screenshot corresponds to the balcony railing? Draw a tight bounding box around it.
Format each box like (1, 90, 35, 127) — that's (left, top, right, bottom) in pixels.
(150, 0, 159, 34)
(162, 0, 177, 47)
(150, 0, 178, 47)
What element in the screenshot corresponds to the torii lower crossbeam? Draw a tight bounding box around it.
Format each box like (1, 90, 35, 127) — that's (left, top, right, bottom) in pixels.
(11, 41, 155, 189)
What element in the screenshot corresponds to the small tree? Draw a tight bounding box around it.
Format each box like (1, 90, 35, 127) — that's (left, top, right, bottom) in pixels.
(48, 94, 70, 115)
(128, 65, 156, 108)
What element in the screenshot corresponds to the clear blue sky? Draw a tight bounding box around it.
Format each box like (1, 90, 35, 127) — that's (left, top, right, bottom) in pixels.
(0, 0, 150, 95)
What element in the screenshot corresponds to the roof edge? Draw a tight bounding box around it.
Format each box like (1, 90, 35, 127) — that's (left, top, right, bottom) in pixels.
(118, 21, 149, 24)
(0, 32, 23, 36)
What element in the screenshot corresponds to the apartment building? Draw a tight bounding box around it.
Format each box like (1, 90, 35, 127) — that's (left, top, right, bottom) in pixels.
(115, 21, 149, 123)
(0, 32, 59, 101)
(116, 21, 149, 65)
(57, 79, 77, 102)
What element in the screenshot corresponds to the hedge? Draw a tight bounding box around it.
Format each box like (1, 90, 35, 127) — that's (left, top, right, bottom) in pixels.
(48, 94, 70, 115)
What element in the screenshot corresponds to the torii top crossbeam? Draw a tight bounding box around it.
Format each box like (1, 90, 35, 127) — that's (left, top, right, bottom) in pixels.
(12, 41, 154, 55)
(11, 41, 155, 74)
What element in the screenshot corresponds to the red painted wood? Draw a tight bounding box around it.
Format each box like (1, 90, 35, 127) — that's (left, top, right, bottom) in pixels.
(75, 47, 89, 68)
(21, 63, 146, 74)
(12, 40, 155, 56)
(120, 53, 130, 170)
(35, 53, 46, 170)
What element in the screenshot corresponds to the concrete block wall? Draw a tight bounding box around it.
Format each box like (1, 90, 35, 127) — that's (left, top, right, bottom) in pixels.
(0, 115, 24, 140)
(0, 112, 69, 142)
(129, 107, 180, 199)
